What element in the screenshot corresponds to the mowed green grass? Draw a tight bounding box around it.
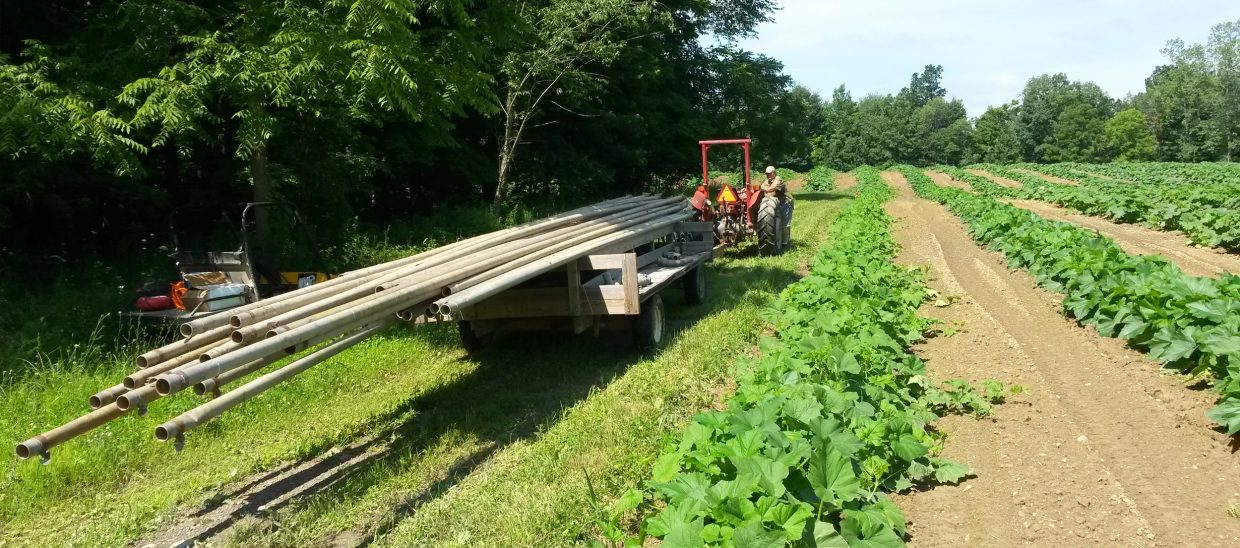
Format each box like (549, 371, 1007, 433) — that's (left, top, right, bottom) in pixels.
(0, 189, 848, 547)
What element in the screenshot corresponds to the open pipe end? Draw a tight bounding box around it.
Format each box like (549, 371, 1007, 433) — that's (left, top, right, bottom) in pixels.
(15, 438, 43, 460)
(116, 393, 137, 411)
(438, 303, 452, 317)
(154, 422, 179, 442)
(135, 356, 150, 369)
(179, 324, 194, 337)
(231, 331, 245, 343)
(229, 314, 246, 329)
(88, 394, 105, 409)
(155, 375, 181, 396)
(193, 379, 215, 396)
(122, 376, 140, 389)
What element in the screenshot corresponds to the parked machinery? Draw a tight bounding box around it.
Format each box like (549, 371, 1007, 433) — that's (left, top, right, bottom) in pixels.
(689, 139, 791, 255)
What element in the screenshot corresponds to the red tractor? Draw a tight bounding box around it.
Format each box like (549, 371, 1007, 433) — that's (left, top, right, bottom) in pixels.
(689, 139, 792, 255)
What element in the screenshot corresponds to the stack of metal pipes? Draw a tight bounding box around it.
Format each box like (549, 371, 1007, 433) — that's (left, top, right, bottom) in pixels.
(16, 195, 691, 461)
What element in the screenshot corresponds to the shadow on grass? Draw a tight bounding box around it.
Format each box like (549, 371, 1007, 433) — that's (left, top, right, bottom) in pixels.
(794, 191, 852, 202)
(144, 259, 804, 547)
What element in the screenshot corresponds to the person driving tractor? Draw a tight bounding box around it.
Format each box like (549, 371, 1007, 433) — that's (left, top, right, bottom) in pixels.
(760, 165, 793, 232)
(761, 166, 786, 200)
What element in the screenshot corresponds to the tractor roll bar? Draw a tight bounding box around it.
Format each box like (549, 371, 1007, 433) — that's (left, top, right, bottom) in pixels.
(698, 139, 752, 188)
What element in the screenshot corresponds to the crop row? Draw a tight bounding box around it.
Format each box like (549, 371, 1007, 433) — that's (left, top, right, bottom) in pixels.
(899, 165, 1240, 436)
(804, 166, 836, 192)
(973, 163, 1240, 250)
(599, 168, 1006, 546)
(1052, 162, 1240, 187)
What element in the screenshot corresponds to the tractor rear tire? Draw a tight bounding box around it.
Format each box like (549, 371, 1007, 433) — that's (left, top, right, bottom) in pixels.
(756, 196, 786, 256)
(683, 266, 707, 305)
(633, 294, 666, 351)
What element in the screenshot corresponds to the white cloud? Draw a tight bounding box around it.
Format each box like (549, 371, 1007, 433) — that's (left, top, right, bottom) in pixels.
(737, 0, 1240, 116)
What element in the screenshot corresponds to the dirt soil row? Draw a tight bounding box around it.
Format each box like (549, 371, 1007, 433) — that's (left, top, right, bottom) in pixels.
(926, 171, 971, 191)
(834, 171, 858, 191)
(966, 169, 1236, 277)
(966, 168, 1022, 188)
(880, 171, 1240, 548)
(1005, 199, 1239, 278)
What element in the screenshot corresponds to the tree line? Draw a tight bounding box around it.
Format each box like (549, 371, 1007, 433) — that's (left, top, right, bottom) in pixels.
(2, 5, 1236, 264)
(0, 0, 811, 259)
(808, 20, 1240, 171)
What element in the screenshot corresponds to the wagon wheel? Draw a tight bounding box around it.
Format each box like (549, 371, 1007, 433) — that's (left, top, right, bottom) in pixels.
(632, 294, 666, 351)
(683, 266, 707, 305)
(458, 320, 493, 353)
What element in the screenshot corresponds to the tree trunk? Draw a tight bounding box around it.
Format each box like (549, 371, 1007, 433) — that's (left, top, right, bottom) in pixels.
(492, 88, 521, 216)
(248, 96, 273, 242)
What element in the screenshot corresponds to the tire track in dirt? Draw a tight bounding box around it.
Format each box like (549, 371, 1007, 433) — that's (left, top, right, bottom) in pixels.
(966, 168, 1022, 188)
(880, 171, 1240, 548)
(926, 171, 972, 191)
(1005, 199, 1238, 277)
(834, 171, 858, 191)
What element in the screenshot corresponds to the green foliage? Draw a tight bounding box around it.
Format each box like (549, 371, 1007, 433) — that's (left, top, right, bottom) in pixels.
(978, 163, 1240, 250)
(969, 103, 1022, 164)
(1016, 73, 1116, 162)
(630, 168, 1003, 546)
(805, 166, 836, 192)
(1104, 109, 1156, 161)
(899, 165, 1240, 436)
(1044, 103, 1109, 162)
(1134, 21, 1239, 162)
(811, 71, 972, 171)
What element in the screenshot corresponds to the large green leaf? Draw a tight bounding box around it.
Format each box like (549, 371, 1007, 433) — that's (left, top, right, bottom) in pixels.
(733, 521, 787, 548)
(731, 455, 790, 498)
(806, 447, 860, 503)
(891, 435, 927, 462)
(1206, 397, 1240, 436)
(802, 521, 851, 548)
(1147, 327, 1197, 363)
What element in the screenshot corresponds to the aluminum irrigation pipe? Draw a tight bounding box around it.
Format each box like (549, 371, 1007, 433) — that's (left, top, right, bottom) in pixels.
(88, 383, 129, 409)
(196, 318, 366, 395)
(193, 194, 654, 337)
(194, 354, 281, 396)
(125, 337, 229, 388)
(435, 208, 695, 316)
(223, 197, 662, 332)
(440, 201, 687, 299)
(154, 285, 431, 396)
(116, 385, 160, 412)
(175, 233, 474, 337)
(15, 403, 127, 460)
(155, 322, 394, 443)
(136, 323, 232, 368)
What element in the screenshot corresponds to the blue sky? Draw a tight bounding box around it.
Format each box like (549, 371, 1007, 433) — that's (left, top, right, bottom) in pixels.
(736, 1, 1240, 117)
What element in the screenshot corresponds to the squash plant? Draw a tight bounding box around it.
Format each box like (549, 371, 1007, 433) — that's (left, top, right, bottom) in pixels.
(898, 166, 1240, 436)
(604, 168, 1005, 547)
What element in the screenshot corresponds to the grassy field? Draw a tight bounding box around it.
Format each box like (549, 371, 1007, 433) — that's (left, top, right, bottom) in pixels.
(0, 186, 849, 547)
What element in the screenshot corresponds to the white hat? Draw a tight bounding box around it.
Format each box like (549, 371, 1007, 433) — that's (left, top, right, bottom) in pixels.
(764, 166, 776, 174)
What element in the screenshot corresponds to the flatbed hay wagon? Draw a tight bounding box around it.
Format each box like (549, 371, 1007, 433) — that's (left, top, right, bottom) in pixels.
(424, 220, 714, 351)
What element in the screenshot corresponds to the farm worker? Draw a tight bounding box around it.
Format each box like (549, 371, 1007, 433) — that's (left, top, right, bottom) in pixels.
(761, 166, 787, 201)
(761, 165, 793, 229)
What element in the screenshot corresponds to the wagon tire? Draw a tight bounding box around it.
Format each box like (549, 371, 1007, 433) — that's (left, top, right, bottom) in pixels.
(633, 294, 667, 351)
(683, 266, 707, 305)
